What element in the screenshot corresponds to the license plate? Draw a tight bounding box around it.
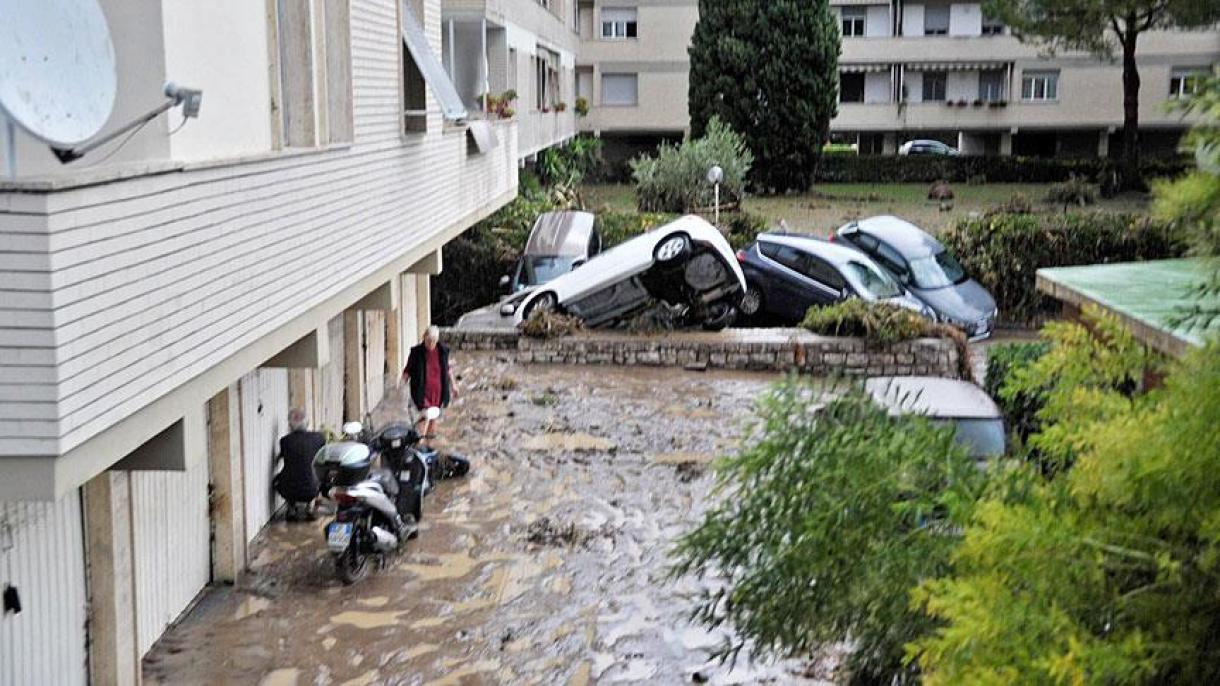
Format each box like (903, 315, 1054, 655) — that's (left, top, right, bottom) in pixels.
(327, 523, 353, 551)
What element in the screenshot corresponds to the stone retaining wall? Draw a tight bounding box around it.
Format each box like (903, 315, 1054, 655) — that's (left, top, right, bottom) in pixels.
(442, 328, 964, 378)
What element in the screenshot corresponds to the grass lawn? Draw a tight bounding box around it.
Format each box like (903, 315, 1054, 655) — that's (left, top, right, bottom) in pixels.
(582, 183, 1151, 236)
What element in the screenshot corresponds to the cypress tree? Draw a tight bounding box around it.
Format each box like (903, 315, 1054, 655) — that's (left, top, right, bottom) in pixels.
(688, 0, 840, 192)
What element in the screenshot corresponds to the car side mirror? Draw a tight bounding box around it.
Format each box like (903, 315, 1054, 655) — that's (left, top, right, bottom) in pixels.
(498, 275, 511, 288)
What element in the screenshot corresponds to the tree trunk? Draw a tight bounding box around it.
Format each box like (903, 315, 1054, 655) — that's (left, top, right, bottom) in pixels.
(1119, 24, 1144, 191)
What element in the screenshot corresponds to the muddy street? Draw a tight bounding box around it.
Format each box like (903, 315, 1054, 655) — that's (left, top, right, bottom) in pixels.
(143, 354, 826, 685)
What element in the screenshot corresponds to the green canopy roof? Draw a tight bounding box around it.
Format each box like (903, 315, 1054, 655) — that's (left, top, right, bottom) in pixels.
(1036, 258, 1219, 358)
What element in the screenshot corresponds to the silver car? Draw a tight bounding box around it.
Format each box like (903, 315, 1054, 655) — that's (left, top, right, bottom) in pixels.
(865, 376, 1007, 461)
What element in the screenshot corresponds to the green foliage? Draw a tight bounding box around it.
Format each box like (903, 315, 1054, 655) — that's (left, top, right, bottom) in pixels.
(1001, 307, 1150, 471)
(537, 136, 605, 189)
(723, 211, 770, 250)
(911, 343, 1220, 685)
(688, 0, 839, 192)
(631, 117, 753, 213)
(573, 95, 589, 118)
(1153, 73, 1220, 330)
(1044, 176, 1097, 207)
(811, 154, 1190, 184)
(800, 299, 929, 344)
(983, 341, 1049, 444)
(594, 210, 674, 250)
(942, 212, 1187, 323)
(672, 381, 984, 683)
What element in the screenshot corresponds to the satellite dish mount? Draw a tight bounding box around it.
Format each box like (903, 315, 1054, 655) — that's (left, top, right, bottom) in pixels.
(51, 82, 202, 164)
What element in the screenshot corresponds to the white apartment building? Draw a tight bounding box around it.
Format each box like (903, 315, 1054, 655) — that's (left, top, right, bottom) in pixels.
(570, 0, 1219, 158)
(0, 1, 518, 683)
(442, 0, 581, 159)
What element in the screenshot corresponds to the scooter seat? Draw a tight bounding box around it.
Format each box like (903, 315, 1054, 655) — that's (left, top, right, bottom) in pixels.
(368, 469, 399, 498)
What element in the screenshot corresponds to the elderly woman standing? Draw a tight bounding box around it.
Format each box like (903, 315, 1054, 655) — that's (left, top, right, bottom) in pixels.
(401, 326, 458, 445)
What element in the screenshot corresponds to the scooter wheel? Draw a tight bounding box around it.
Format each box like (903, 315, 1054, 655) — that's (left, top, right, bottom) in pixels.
(336, 546, 370, 585)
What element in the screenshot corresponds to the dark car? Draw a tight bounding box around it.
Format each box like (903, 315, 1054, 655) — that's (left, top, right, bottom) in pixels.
(500, 210, 601, 293)
(832, 216, 998, 340)
(736, 233, 930, 324)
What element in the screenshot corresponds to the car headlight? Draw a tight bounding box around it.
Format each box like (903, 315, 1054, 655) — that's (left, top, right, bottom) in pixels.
(499, 302, 517, 316)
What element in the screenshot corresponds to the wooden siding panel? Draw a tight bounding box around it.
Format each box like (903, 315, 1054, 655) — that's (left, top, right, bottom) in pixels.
(0, 0, 519, 459)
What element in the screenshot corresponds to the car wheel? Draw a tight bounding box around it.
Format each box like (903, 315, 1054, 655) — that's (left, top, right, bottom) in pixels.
(739, 288, 763, 317)
(521, 291, 558, 320)
(654, 233, 690, 263)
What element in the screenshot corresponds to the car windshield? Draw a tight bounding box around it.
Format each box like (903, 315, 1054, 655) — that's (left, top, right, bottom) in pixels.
(846, 261, 902, 299)
(907, 250, 968, 289)
(935, 418, 1007, 459)
(521, 256, 576, 287)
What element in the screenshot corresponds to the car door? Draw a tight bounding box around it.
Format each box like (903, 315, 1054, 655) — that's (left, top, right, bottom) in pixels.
(872, 240, 913, 287)
(800, 255, 851, 304)
(757, 241, 815, 321)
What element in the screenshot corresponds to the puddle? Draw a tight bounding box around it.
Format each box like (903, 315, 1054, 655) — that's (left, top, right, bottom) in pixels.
(329, 611, 404, 629)
(522, 432, 615, 452)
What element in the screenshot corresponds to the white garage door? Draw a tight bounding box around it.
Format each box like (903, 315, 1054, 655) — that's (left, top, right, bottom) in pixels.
(0, 492, 88, 686)
(240, 368, 290, 543)
(130, 456, 211, 657)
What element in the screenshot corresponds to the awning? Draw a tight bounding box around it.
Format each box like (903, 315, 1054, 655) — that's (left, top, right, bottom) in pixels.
(400, 0, 467, 121)
(840, 64, 890, 73)
(466, 120, 498, 154)
(906, 62, 1008, 72)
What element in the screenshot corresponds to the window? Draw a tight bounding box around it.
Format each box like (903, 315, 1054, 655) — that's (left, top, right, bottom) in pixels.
(274, 0, 353, 146)
(978, 69, 1005, 102)
(924, 4, 950, 35)
(601, 73, 638, 106)
(1170, 67, 1206, 98)
(922, 71, 947, 101)
(846, 261, 902, 299)
(800, 257, 847, 291)
(840, 73, 866, 103)
(400, 0, 468, 131)
(981, 15, 1004, 35)
(841, 7, 866, 37)
(1021, 70, 1059, 101)
(760, 242, 805, 272)
(601, 7, 637, 39)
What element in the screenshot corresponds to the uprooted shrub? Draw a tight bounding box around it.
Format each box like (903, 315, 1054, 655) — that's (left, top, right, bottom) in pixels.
(801, 300, 972, 378)
(518, 309, 584, 339)
(942, 212, 1187, 324)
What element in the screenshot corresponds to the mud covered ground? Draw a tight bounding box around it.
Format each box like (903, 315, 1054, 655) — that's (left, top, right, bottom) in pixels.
(143, 354, 834, 685)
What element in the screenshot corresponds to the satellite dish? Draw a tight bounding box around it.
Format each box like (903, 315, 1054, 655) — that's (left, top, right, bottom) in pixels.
(0, 0, 118, 147)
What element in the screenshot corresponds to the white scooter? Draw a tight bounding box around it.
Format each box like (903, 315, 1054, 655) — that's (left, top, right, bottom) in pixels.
(314, 420, 428, 584)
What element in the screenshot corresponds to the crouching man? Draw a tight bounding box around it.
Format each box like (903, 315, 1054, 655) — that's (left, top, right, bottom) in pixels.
(275, 408, 325, 521)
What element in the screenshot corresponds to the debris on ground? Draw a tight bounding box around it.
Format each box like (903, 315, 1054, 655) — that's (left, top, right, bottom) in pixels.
(519, 309, 584, 339)
(928, 180, 954, 200)
(526, 517, 584, 546)
(674, 461, 707, 483)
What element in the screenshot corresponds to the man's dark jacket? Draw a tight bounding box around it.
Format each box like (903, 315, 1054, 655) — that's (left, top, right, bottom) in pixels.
(404, 342, 451, 410)
(276, 429, 324, 502)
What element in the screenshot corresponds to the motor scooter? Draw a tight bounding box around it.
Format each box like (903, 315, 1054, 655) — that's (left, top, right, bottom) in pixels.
(313, 421, 428, 584)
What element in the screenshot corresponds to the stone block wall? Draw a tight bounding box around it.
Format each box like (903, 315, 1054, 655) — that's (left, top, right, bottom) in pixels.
(442, 328, 965, 378)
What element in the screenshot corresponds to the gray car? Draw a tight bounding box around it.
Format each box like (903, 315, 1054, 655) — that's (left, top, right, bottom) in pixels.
(834, 216, 997, 340)
(865, 376, 1007, 461)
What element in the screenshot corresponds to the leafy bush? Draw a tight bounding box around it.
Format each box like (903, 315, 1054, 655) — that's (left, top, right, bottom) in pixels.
(801, 299, 929, 344)
(631, 116, 753, 213)
(812, 155, 1190, 184)
(1000, 306, 1150, 471)
(942, 212, 1187, 323)
(1043, 176, 1097, 206)
(983, 341, 1048, 444)
(573, 96, 589, 118)
(723, 211, 771, 250)
(595, 210, 674, 249)
(537, 136, 605, 188)
(992, 192, 1034, 215)
(672, 381, 984, 683)
(430, 237, 509, 326)
(911, 342, 1220, 685)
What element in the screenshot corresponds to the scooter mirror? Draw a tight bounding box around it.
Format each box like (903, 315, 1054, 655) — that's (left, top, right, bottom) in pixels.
(424, 407, 441, 421)
(342, 421, 363, 436)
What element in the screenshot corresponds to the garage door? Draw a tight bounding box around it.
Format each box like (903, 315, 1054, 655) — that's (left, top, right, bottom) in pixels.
(0, 492, 88, 686)
(240, 368, 290, 543)
(129, 456, 211, 657)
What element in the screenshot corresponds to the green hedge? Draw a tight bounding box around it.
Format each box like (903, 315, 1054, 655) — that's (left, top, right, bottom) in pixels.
(813, 155, 1190, 185)
(983, 341, 1049, 444)
(942, 212, 1188, 323)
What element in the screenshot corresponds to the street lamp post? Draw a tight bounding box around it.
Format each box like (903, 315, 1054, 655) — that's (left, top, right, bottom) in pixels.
(706, 164, 724, 226)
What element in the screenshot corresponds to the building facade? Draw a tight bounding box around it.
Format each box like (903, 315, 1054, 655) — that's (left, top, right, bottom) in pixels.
(571, 0, 1219, 157)
(0, 0, 518, 683)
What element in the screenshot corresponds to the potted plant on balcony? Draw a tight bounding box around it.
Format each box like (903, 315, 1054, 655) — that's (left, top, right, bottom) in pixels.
(956, 98, 970, 107)
(972, 98, 984, 107)
(574, 96, 589, 117)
